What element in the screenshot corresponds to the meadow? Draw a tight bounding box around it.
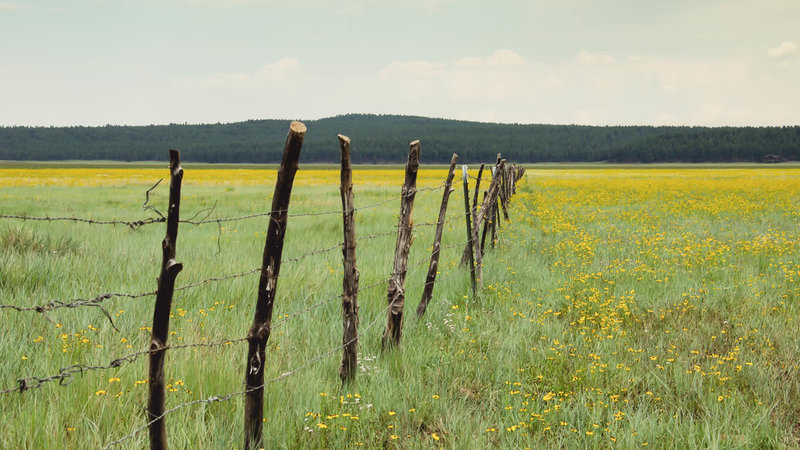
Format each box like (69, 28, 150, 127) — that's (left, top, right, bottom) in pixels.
(1, 165, 800, 448)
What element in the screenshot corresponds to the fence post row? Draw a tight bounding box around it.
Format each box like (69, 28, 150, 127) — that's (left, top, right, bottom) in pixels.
(0, 121, 529, 448)
(480, 191, 490, 254)
(496, 154, 510, 221)
(147, 149, 184, 450)
(461, 163, 484, 267)
(474, 159, 506, 289)
(382, 140, 420, 349)
(416, 153, 458, 318)
(338, 135, 359, 384)
(461, 165, 477, 298)
(244, 121, 306, 450)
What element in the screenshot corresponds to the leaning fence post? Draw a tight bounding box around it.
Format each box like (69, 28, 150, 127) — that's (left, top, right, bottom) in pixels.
(244, 121, 306, 450)
(338, 135, 359, 384)
(147, 149, 184, 450)
(382, 140, 420, 350)
(416, 153, 458, 318)
(461, 165, 477, 297)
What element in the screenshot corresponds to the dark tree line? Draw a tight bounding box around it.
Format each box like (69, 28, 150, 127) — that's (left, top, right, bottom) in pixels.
(1, 114, 798, 164)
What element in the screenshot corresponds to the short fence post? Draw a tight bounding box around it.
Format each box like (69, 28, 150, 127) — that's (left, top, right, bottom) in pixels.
(382, 140, 420, 350)
(461, 165, 477, 297)
(244, 121, 306, 450)
(147, 149, 184, 450)
(416, 153, 458, 318)
(338, 135, 359, 384)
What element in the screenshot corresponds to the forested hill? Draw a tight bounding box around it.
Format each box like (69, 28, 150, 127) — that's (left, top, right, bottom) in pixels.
(1, 114, 798, 164)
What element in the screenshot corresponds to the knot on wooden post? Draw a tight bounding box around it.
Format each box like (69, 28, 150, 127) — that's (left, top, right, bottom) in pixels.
(248, 350, 262, 376)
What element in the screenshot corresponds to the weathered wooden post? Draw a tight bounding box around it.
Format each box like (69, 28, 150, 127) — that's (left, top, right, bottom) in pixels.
(474, 159, 506, 288)
(461, 165, 477, 297)
(496, 154, 510, 221)
(338, 135, 359, 384)
(480, 191, 490, 254)
(382, 140, 420, 350)
(416, 153, 458, 318)
(460, 163, 484, 266)
(148, 149, 183, 450)
(491, 197, 499, 248)
(244, 121, 306, 450)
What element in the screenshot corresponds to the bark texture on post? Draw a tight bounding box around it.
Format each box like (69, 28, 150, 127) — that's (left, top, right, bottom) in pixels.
(461, 163, 484, 266)
(498, 170, 510, 221)
(382, 140, 420, 350)
(338, 135, 359, 384)
(461, 165, 477, 297)
(148, 149, 184, 450)
(480, 191, 489, 254)
(244, 121, 306, 450)
(474, 159, 506, 289)
(416, 153, 458, 318)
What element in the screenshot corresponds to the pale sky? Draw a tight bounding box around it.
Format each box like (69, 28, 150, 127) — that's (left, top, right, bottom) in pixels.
(1, 0, 799, 127)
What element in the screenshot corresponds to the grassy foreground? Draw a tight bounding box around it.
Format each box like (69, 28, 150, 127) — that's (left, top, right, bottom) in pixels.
(2, 166, 800, 448)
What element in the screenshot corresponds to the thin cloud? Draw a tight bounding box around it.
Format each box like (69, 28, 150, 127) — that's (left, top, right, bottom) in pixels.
(198, 58, 303, 87)
(0, 2, 25, 9)
(575, 50, 616, 65)
(767, 41, 798, 60)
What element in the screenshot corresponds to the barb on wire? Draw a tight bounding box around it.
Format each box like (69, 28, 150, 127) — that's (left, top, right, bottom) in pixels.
(0, 214, 166, 230)
(412, 215, 463, 229)
(0, 179, 170, 230)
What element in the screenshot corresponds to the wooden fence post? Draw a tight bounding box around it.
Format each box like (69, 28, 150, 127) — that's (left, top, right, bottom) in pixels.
(147, 149, 184, 450)
(460, 163, 484, 266)
(416, 153, 458, 318)
(338, 135, 359, 384)
(382, 140, 420, 350)
(473, 159, 506, 288)
(461, 165, 477, 297)
(495, 154, 510, 221)
(244, 121, 306, 450)
(480, 191, 489, 254)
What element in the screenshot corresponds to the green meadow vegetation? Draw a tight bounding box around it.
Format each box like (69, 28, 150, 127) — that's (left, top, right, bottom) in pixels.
(2, 166, 800, 448)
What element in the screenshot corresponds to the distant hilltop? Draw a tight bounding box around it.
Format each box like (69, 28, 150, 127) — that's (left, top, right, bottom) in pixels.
(1, 114, 798, 164)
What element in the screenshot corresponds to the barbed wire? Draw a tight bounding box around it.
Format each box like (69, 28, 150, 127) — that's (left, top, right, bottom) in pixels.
(102, 276, 421, 449)
(2, 233, 471, 397)
(0, 336, 249, 395)
(0, 184, 445, 231)
(0, 214, 166, 230)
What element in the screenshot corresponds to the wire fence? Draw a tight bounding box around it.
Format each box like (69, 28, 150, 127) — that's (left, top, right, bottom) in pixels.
(0, 155, 524, 448)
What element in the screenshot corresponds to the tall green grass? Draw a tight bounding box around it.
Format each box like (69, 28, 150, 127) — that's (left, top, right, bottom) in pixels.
(1, 168, 800, 448)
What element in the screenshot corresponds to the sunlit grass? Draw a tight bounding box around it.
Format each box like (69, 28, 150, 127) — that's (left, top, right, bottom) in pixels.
(1, 166, 799, 448)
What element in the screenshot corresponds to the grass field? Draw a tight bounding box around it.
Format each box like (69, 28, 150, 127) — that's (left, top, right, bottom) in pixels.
(2, 165, 800, 448)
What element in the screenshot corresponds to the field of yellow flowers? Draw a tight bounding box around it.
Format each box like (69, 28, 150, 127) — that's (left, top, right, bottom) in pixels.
(1, 166, 799, 448)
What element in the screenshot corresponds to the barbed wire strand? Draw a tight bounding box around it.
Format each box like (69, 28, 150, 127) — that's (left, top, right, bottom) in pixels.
(0, 337, 249, 395)
(102, 277, 423, 449)
(0, 246, 468, 396)
(0, 214, 467, 318)
(0, 185, 445, 231)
